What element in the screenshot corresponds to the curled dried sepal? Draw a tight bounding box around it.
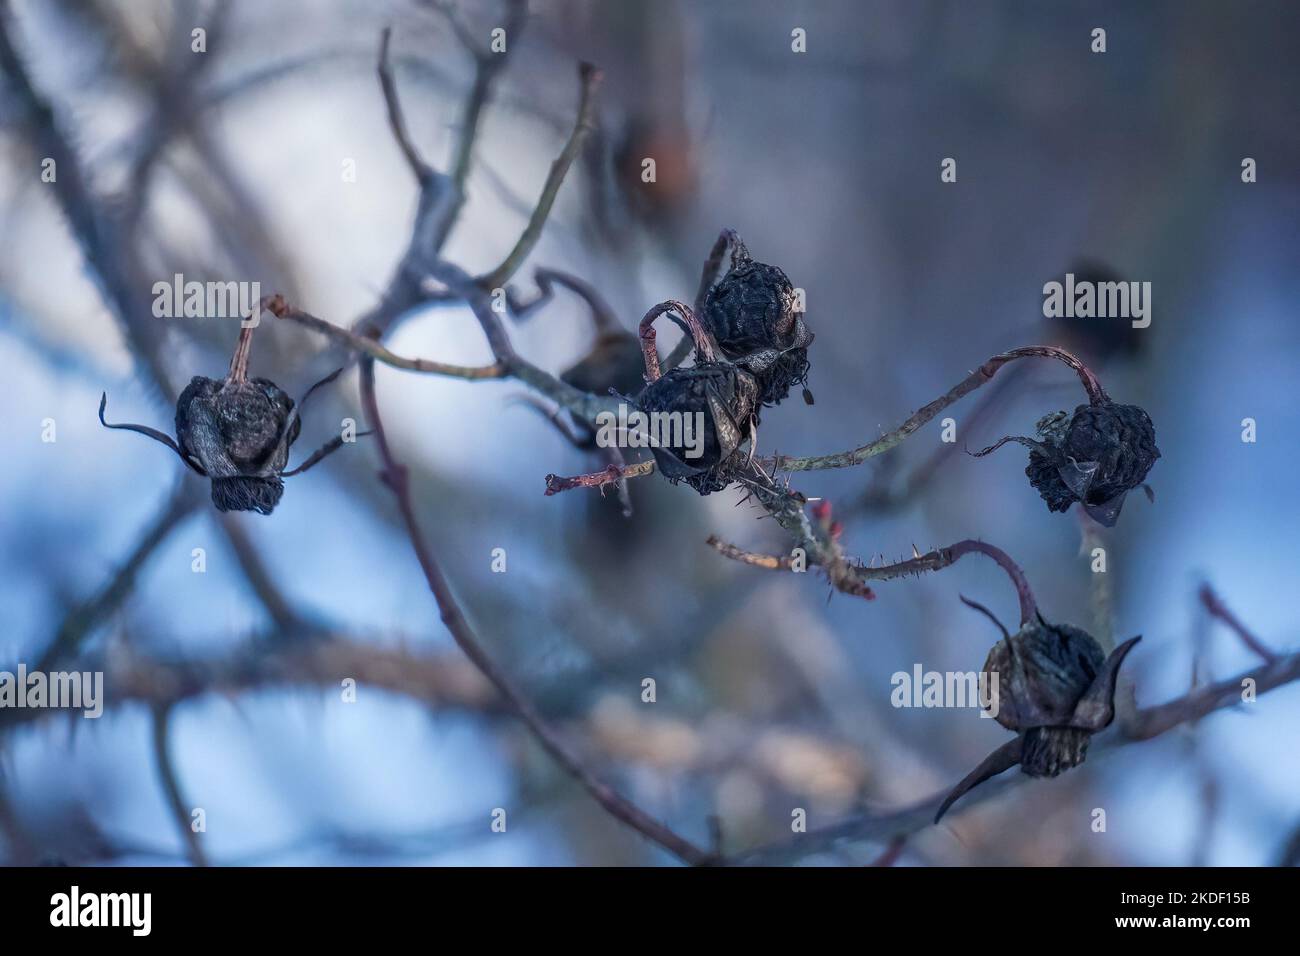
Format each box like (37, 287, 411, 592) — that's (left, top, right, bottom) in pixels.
(975, 401, 1159, 527)
(935, 632, 1140, 823)
(701, 237, 813, 406)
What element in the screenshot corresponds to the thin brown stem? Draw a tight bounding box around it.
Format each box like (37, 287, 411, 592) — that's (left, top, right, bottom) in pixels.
(226, 323, 255, 384)
(378, 27, 433, 183)
(478, 62, 602, 291)
(545, 460, 655, 496)
(769, 346, 1108, 473)
(705, 536, 794, 571)
(638, 300, 712, 382)
(269, 294, 507, 379)
(358, 360, 712, 865)
(1199, 583, 1278, 663)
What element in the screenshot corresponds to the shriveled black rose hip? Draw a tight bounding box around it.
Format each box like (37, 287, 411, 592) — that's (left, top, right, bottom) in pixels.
(701, 235, 813, 407)
(936, 618, 1140, 821)
(1024, 402, 1159, 524)
(637, 361, 760, 495)
(634, 300, 760, 495)
(973, 352, 1159, 527)
(99, 304, 361, 515)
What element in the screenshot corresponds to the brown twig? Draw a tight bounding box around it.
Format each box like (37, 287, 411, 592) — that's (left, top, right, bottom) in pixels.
(545, 460, 655, 495)
(705, 535, 794, 571)
(1199, 582, 1278, 663)
(769, 346, 1107, 473)
(358, 360, 713, 865)
(638, 299, 713, 383)
(732, 645, 1300, 864)
(268, 294, 507, 379)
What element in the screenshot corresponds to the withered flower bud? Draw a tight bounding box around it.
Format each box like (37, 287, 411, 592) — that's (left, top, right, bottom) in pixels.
(978, 400, 1159, 527)
(99, 310, 360, 515)
(702, 239, 813, 406)
(636, 361, 760, 495)
(936, 621, 1140, 822)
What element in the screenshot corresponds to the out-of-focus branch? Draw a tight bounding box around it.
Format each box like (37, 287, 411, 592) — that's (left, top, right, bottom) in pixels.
(732, 645, 1300, 865)
(150, 703, 208, 867)
(0, 638, 501, 734)
(358, 356, 713, 865)
(36, 481, 200, 672)
(1199, 582, 1278, 663)
(0, 8, 304, 631)
(477, 61, 601, 290)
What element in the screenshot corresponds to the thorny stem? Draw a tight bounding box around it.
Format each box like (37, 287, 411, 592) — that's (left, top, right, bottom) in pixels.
(545, 461, 655, 495)
(770, 346, 1108, 472)
(639, 300, 714, 383)
(709, 520, 1039, 626)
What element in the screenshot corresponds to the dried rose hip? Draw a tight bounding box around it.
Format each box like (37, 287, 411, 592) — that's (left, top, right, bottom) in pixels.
(701, 238, 813, 407)
(99, 318, 358, 515)
(636, 361, 760, 495)
(936, 622, 1140, 821)
(978, 399, 1159, 527)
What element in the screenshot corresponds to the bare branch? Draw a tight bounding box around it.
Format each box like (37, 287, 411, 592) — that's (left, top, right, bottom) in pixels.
(150, 704, 208, 867)
(1199, 582, 1278, 663)
(358, 359, 713, 865)
(545, 461, 655, 496)
(732, 646, 1300, 864)
(36, 481, 200, 672)
(770, 346, 1107, 473)
(478, 62, 603, 291)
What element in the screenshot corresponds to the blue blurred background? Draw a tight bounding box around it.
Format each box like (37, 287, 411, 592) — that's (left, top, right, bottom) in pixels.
(1, 0, 1298, 865)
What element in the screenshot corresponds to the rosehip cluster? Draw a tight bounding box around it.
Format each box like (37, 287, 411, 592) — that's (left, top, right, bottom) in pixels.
(631, 233, 815, 495)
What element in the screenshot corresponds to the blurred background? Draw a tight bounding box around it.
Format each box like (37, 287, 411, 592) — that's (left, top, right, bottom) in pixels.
(1, 0, 1298, 866)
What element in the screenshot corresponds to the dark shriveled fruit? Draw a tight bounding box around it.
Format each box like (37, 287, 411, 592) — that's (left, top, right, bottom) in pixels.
(935, 621, 1141, 822)
(635, 362, 760, 495)
(99, 313, 359, 516)
(977, 401, 1159, 527)
(176, 376, 302, 514)
(702, 246, 813, 407)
